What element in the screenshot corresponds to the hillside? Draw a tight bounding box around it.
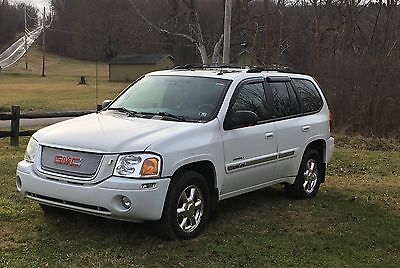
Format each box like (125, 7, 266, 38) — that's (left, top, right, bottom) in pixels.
(4, 47, 109, 77)
(0, 47, 129, 112)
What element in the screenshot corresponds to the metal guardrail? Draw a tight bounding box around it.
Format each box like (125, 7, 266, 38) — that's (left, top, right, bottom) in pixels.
(0, 105, 99, 146)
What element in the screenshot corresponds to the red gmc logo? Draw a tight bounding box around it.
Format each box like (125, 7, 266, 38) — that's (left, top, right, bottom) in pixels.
(54, 155, 82, 167)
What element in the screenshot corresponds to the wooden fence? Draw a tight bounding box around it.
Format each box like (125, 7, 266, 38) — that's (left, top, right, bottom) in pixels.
(0, 105, 101, 146)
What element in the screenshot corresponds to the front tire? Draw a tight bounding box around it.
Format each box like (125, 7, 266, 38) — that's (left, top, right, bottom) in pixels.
(285, 149, 323, 199)
(155, 170, 210, 240)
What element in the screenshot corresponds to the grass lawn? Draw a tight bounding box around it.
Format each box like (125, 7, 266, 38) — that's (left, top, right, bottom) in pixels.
(0, 48, 129, 112)
(0, 137, 399, 267)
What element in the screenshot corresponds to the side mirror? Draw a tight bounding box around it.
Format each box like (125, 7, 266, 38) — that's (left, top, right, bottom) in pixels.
(102, 100, 112, 109)
(228, 110, 259, 129)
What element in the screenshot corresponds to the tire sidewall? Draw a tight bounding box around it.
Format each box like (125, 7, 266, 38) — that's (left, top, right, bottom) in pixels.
(164, 171, 210, 240)
(297, 149, 322, 198)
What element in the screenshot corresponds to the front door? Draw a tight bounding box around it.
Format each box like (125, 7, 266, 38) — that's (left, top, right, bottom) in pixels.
(221, 79, 278, 196)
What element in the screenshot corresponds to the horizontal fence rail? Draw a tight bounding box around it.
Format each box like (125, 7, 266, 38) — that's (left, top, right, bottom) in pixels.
(0, 105, 99, 146)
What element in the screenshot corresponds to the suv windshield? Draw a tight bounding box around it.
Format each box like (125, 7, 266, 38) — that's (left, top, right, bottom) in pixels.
(109, 75, 230, 121)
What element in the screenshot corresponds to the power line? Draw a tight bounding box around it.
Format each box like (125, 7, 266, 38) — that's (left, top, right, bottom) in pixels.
(42, 6, 46, 77)
(24, 6, 28, 70)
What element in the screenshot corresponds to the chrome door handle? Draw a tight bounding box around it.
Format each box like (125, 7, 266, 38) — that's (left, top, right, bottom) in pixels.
(265, 132, 274, 139)
(302, 126, 311, 132)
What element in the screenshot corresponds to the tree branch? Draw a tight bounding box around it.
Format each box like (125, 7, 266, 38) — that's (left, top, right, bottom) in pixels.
(212, 34, 224, 64)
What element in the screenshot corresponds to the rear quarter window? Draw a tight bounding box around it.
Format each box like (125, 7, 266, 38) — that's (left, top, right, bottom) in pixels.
(292, 79, 323, 113)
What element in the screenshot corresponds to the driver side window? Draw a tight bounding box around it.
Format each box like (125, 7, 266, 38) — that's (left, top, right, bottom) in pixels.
(231, 82, 270, 121)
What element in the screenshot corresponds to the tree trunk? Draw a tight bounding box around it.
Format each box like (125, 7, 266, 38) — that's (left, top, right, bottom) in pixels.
(263, 0, 271, 64)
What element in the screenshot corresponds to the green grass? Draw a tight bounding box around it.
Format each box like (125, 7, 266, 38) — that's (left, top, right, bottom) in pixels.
(0, 137, 399, 267)
(0, 48, 129, 112)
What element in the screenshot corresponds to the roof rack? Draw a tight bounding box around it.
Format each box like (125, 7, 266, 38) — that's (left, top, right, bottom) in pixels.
(174, 63, 237, 70)
(246, 64, 295, 73)
(174, 64, 245, 75)
(173, 63, 309, 76)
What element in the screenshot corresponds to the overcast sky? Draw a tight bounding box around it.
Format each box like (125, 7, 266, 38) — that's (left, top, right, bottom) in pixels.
(9, 0, 50, 11)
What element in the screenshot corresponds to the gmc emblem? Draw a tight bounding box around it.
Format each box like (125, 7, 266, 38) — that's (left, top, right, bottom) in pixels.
(54, 155, 82, 167)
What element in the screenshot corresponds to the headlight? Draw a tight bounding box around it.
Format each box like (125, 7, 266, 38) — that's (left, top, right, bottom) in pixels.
(24, 138, 39, 163)
(113, 153, 161, 178)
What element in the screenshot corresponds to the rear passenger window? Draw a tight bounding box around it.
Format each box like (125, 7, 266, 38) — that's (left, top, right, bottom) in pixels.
(231, 82, 270, 120)
(269, 82, 301, 118)
(292, 79, 323, 113)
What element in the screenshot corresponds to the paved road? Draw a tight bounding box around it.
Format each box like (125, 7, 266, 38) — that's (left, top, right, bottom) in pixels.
(0, 117, 72, 129)
(0, 27, 42, 69)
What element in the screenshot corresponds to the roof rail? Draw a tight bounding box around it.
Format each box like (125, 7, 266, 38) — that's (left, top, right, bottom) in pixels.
(174, 63, 235, 70)
(173, 63, 308, 75)
(246, 65, 295, 73)
(174, 64, 246, 75)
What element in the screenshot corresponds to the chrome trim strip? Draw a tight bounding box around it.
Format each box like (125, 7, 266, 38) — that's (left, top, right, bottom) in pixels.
(35, 145, 104, 182)
(225, 148, 297, 173)
(278, 150, 295, 159)
(39, 142, 106, 154)
(226, 153, 278, 173)
(26, 193, 111, 215)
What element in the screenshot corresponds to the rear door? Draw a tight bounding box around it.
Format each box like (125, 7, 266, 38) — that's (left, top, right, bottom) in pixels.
(221, 79, 277, 196)
(266, 78, 307, 179)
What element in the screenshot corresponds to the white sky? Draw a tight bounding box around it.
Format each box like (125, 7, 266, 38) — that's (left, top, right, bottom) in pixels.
(9, 0, 50, 11)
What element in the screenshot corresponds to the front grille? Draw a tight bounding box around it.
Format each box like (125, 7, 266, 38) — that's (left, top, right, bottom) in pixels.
(41, 146, 103, 178)
(27, 192, 110, 214)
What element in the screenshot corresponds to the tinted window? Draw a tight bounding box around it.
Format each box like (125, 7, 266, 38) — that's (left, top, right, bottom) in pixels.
(292, 79, 323, 113)
(231, 82, 269, 120)
(270, 82, 300, 117)
(287, 83, 301, 114)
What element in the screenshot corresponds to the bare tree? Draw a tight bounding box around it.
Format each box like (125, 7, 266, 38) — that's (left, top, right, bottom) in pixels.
(126, 0, 223, 64)
(45, 0, 400, 137)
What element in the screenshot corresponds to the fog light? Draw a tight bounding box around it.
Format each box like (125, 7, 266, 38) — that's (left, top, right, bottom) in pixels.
(141, 182, 156, 189)
(16, 176, 22, 191)
(121, 196, 131, 209)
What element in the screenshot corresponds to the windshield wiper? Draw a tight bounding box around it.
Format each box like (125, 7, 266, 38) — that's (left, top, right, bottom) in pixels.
(144, 111, 186, 122)
(108, 107, 137, 117)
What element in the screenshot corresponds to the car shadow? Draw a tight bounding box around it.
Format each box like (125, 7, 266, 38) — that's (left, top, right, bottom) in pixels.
(38, 185, 288, 242)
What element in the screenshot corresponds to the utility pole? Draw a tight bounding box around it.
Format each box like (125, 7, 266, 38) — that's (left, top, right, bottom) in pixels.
(41, 6, 46, 77)
(95, 47, 98, 107)
(223, 0, 232, 64)
(24, 6, 28, 70)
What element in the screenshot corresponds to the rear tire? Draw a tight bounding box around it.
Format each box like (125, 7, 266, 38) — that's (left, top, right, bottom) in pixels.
(155, 170, 210, 240)
(285, 149, 323, 199)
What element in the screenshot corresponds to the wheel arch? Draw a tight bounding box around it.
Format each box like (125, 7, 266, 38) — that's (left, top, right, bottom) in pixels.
(305, 139, 326, 162)
(303, 139, 327, 183)
(171, 160, 219, 211)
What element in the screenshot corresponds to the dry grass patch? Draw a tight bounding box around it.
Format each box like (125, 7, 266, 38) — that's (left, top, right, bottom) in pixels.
(0, 48, 129, 112)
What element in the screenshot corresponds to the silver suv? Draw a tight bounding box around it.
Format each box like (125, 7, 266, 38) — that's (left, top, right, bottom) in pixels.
(17, 66, 334, 240)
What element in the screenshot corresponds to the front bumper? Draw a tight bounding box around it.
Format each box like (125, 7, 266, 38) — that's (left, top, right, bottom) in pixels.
(16, 160, 170, 221)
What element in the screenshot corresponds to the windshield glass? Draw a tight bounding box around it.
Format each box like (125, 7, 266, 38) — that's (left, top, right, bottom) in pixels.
(109, 75, 230, 121)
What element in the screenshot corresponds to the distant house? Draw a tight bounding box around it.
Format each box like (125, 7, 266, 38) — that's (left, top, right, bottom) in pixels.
(109, 54, 175, 82)
(235, 50, 264, 66)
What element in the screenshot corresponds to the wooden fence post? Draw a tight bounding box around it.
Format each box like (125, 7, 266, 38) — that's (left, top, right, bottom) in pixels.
(10, 105, 20, 146)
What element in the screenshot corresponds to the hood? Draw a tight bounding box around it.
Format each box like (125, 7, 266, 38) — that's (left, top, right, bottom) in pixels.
(33, 112, 198, 153)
